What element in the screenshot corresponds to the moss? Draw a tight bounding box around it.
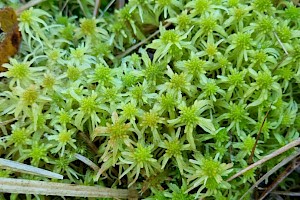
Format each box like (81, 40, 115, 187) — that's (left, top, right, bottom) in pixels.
(0, 0, 299, 199)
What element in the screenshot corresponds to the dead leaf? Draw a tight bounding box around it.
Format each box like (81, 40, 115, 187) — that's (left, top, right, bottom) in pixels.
(0, 7, 22, 72)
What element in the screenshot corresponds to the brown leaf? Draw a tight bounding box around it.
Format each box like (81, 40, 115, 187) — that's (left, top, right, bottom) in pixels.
(0, 7, 22, 72)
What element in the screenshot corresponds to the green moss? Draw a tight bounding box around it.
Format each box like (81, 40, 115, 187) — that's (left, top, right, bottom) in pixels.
(0, 0, 299, 199)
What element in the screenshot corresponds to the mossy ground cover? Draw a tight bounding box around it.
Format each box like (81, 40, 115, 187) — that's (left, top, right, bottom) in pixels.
(0, 0, 300, 199)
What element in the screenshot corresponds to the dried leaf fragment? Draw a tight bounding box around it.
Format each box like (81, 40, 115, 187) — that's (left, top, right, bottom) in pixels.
(0, 7, 22, 72)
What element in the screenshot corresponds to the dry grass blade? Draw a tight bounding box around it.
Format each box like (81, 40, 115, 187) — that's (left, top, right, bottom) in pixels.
(274, 32, 288, 55)
(240, 149, 300, 200)
(227, 138, 300, 181)
(74, 153, 100, 172)
(93, 0, 101, 17)
(0, 158, 63, 179)
(258, 156, 300, 200)
(16, 0, 45, 14)
(0, 178, 139, 199)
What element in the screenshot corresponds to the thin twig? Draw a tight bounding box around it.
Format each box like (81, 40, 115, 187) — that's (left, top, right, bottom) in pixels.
(271, 191, 300, 196)
(227, 138, 300, 182)
(78, 132, 99, 154)
(258, 156, 300, 200)
(240, 149, 300, 200)
(100, 0, 116, 18)
(0, 178, 139, 198)
(248, 104, 272, 164)
(93, 0, 101, 17)
(16, 0, 46, 15)
(272, 54, 289, 73)
(61, 0, 70, 14)
(229, 131, 233, 162)
(116, 22, 172, 60)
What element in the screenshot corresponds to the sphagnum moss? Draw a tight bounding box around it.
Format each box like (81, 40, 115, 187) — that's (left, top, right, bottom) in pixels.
(0, 0, 300, 199)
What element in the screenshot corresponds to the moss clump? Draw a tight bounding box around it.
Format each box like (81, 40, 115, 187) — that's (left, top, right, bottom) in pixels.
(0, 0, 300, 199)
